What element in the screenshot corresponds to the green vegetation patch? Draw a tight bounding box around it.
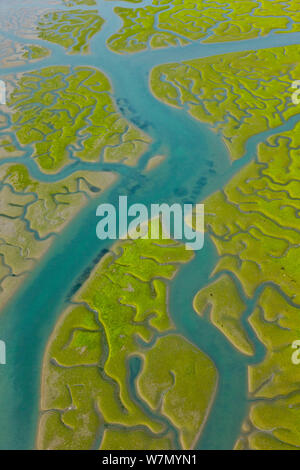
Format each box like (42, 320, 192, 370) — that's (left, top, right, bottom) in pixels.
(37, 10, 104, 54)
(38, 235, 217, 449)
(0, 162, 117, 238)
(200, 120, 300, 304)
(194, 274, 254, 356)
(138, 334, 217, 449)
(63, 0, 97, 6)
(101, 428, 173, 450)
(9, 66, 151, 173)
(22, 44, 50, 60)
(189, 115, 300, 449)
(0, 37, 50, 67)
(236, 286, 300, 449)
(0, 163, 116, 307)
(0, 135, 24, 158)
(107, 0, 300, 54)
(151, 44, 300, 160)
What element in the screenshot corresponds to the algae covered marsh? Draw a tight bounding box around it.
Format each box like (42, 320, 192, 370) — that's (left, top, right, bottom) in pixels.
(1, 0, 300, 452)
(38, 235, 217, 450)
(107, 0, 300, 53)
(9, 66, 151, 173)
(37, 9, 105, 54)
(150, 45, 300, 160)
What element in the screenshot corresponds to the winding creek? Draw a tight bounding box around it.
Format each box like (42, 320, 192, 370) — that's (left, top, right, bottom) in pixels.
(0, 0, 299, 450)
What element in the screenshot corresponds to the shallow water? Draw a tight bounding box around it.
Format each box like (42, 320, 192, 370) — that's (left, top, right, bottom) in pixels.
(0, 0, 299, 450)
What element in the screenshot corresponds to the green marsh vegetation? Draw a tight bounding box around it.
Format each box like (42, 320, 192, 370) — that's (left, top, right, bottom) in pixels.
(38, 235, 217, 450)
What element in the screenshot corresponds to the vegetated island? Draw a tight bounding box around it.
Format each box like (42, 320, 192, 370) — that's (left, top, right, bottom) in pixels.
(150, 44, 300, 161)
(149, 43, 300, 448)
(0, 62, 153, 308)
(106, 0, 300, 54)
(37, 231, 218, 450)
(8, 66, 151, 174)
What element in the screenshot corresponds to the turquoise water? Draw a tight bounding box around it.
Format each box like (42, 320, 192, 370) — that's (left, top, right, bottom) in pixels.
(0, 0, 299, 450)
